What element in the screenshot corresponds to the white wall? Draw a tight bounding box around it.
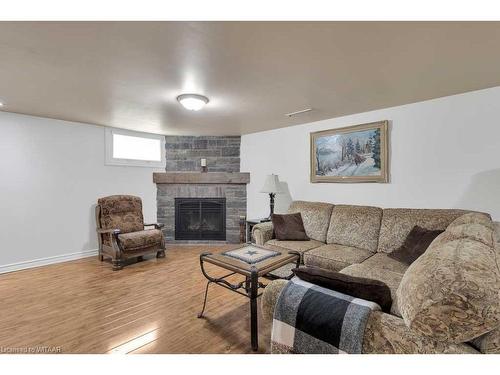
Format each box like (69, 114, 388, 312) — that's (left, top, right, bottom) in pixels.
(0, 112, 163, 271)
(241, 87, 500, 221)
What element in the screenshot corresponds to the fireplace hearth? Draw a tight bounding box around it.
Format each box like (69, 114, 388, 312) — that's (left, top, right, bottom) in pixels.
(175, 198, 226, 241)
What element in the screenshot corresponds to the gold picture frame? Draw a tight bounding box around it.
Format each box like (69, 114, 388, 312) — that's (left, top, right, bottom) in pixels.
(310, 120, 389, 183)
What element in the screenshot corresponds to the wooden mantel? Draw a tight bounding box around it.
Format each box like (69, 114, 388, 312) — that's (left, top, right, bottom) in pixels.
(153, 172, 250, 184)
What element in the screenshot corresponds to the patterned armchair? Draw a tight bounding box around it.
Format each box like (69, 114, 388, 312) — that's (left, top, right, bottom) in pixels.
(95, 195, 166, 270)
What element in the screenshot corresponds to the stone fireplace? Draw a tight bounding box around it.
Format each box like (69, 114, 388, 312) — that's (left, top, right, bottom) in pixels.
(154, 136, 249, 243)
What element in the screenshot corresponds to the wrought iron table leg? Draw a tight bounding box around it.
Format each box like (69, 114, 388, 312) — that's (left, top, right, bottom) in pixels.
(198, 280, 212, 318)
(250, 267, 259, 351)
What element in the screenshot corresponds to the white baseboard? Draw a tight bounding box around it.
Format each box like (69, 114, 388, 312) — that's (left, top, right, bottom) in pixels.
(0, 249, 99, 275)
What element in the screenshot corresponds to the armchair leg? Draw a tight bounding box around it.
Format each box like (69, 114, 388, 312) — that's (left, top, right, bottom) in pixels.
(112, 259, 124, 271)
(157, 250, 166, 258)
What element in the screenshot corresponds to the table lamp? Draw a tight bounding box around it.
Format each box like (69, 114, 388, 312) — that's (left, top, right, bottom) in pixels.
(260, 174, 283, 219)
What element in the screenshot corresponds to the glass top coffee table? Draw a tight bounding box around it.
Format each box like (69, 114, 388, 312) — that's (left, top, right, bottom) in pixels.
(197, 244, 300, 351)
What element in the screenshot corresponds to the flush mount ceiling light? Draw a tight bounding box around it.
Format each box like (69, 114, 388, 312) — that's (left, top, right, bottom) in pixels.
(0, 101, 4, 107)
(176, 93, 209, 111)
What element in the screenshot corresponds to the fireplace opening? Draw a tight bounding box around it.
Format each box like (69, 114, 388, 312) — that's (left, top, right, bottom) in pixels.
(175, 198, 226, 241)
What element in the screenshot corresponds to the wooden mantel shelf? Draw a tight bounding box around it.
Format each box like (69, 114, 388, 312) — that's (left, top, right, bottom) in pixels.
(153, 172, 250, 184)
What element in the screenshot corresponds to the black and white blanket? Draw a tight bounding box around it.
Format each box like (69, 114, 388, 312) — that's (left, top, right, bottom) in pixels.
(271, 277, 380, 354)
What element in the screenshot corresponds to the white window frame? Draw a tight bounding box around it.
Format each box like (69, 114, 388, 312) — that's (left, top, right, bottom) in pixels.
(105, 127, 165, 168)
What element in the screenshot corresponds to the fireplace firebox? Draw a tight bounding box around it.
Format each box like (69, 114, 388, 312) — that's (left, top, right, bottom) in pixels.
(175, 198, 226, 241)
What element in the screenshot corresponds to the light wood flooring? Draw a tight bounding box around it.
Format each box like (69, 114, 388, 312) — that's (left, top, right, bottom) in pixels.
(0, 245, 272, 354)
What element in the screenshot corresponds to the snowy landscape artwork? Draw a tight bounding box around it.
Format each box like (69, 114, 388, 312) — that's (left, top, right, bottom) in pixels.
(310, 121, 388, 183)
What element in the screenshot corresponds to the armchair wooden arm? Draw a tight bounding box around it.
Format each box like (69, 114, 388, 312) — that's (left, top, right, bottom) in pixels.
(144, 223, 164, 229)
(96, 228, 121, 235)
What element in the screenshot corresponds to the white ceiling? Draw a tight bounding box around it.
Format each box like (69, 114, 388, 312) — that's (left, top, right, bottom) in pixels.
(1, 21, 500, 135)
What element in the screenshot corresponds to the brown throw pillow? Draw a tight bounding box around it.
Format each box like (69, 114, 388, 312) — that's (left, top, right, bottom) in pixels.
(272, 213, 309, 241)
(388, 226, 444, 265)
(293, 266, 392, 313)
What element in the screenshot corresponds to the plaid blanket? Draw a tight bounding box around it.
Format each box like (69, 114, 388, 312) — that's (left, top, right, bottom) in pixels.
(271, 277, 380, 354)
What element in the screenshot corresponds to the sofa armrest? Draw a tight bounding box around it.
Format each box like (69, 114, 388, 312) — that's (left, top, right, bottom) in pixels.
(252, 221, 274, 245)
(364, 311, 479, 354)
(96, 228, 121, 249)
(261, 279, 479, 354)
(261, 279, 288, 323)
(144, 223, 164, 229)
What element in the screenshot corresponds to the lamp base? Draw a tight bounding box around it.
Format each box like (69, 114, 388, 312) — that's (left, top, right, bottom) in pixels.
(267, 192, 276, 219)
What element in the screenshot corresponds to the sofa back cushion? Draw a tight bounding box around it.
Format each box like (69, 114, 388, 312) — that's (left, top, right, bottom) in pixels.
(287, 201, 334, 242)
(397, 222, 500, 343)
(98, 195, 144, 234)
(326, 205, 382, 252)
(377, 208, 473, 253)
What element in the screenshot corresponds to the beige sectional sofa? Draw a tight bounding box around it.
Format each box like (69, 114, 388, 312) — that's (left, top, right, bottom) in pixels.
(253, 201, 500, 354)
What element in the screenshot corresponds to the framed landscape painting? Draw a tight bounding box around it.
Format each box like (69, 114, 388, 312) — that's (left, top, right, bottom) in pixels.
(310, 120, 389, 183)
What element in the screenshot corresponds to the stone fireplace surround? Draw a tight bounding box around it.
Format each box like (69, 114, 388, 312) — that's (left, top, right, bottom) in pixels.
(155, 136, 249, 244)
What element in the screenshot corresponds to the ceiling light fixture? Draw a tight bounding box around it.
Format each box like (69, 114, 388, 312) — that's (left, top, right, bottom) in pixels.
(0, 101, 4, 107)
(176, 93, 209, 111)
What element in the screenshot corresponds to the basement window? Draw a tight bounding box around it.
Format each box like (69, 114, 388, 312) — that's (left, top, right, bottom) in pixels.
(105, 128, 165, 168)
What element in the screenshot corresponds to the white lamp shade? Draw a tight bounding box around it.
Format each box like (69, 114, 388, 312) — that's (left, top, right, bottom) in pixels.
(260, 174, 282, 194)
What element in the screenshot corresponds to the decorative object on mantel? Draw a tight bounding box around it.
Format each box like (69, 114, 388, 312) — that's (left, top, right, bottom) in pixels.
(201, 158, 207, 173)
(260, 174, 283, 219)
(310, 120, 389, 183)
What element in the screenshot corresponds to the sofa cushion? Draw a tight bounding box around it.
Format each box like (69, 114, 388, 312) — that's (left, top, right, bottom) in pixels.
(265, 239, 323, 254)
(303, 244, 373, 272)
(118, 229, 163, 251)
(287, 201, 334, 242)
(360, 253, 409, 275)
(448, 212, 494, 231)
(397, 237, 500, 343)
(388, 226, 444, 265)
(340, 263, 404, 317)
(293, 266, 393, 313)
(271, 213, 309, 241)
(326, 205, 382, 252)
(378, 208, 471, 253)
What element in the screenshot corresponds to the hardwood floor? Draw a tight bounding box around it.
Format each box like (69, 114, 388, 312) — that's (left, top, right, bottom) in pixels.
(0, 245, 272, 354)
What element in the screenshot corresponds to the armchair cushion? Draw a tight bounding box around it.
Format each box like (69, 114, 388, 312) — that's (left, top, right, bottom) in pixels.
(118, 229, 163, 251)
(98, 195, 144, 234)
